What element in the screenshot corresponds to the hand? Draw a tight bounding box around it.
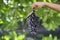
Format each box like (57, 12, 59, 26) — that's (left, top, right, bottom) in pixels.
(31, 2, 46, 10)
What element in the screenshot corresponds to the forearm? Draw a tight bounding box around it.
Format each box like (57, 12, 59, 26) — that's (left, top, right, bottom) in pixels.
(45, 2, 60, 12)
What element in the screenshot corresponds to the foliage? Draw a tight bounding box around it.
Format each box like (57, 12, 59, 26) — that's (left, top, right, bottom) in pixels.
(42, 34, 58, 40)
(0, 0, 60, 40)
(1, 31, 25, 40)
(0, 0, 60, 31)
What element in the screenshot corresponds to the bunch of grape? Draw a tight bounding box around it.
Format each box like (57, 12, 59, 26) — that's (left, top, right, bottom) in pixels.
(27, 11, 43, 35)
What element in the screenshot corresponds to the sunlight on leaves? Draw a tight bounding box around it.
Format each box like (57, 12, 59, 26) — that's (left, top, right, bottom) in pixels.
(0, 19, 4, 24)
(18, 34, 25, 40)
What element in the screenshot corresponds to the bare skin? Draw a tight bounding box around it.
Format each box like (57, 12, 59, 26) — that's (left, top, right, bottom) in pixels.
(31, 2, 60, 12)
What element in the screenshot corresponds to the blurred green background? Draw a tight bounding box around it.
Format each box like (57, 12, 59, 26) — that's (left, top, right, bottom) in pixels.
(0, 0, 60, 40)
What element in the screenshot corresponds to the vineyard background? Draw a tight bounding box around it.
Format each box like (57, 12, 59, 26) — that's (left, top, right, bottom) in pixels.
(0, 0, 60, 40)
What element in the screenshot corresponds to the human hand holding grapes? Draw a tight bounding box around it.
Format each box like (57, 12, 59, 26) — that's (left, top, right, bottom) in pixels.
(31, 2, 46, 10)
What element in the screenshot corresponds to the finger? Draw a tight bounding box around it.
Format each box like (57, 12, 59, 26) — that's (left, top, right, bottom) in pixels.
(31, 4, 38, 10)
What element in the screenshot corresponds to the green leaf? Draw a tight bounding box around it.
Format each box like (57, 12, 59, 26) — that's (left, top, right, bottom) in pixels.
(42, 37, 48, 40)
(54, 36, 57, 40)
(3, 35, 10, 40)
(43, 0, 47, 2)
(48, 0, 52, 2)
(18, 34, 25, 40)
(48, 34, 53, 40)
(0, 19, 4, 24)
(33, 0, 36, 3)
